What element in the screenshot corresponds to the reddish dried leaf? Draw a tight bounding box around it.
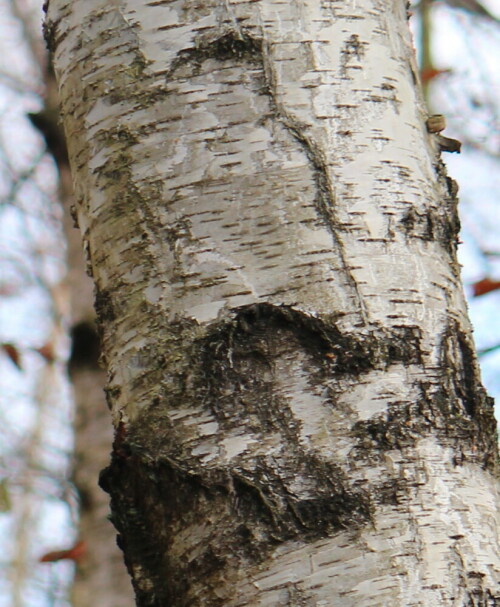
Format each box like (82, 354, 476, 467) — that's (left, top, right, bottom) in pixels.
(35, 343, 56, 363)
(420, 67, 452, 84)
(472, 278, 500, 297)
(2, 343, 22, 370)
(39, 540, 87, 563)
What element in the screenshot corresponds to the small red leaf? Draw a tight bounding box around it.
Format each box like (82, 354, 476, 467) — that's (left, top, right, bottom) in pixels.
(471, 278, 500, 297)
(2, 343, 22, 370)
(39, 540, 87, 563)
(420, 67, 452, 84)
(35, 343, 56, 363)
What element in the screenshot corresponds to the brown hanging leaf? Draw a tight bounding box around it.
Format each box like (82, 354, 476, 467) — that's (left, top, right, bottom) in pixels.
(420, 67, 452, 84)
(471, 277, 500, 297)
(35, 343, 56, 364)
(1, 343, 22, 370)
(39, 540, 87, 563)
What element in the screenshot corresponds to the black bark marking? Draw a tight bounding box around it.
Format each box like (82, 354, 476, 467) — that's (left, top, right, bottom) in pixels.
(194, 304, 422, 439)
(168, 31, 265, 77)
(439, 322, 485, 418)
(100, 449, 369, 607)
(346, 318, 498, 470)
(340, 34, 366, 76)
(42, 18, 57, 54)
(353, 398, 429, 458)
(439, 325, 497, 469)
(100, 303, 429, 606)
(400, 195, 460, 257)
(94, 288, 116, 322)
(456, 332, 480, 417)
(399, 156, 461, 263)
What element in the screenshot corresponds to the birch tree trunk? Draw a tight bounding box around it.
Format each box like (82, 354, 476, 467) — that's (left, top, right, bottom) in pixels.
(45, 0, 499, 605)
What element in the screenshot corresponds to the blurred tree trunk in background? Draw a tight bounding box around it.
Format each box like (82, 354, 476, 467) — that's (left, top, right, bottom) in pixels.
(46, 0, 499, 605)
(34, 51, 134, 607)
(5, 1, 134, 604)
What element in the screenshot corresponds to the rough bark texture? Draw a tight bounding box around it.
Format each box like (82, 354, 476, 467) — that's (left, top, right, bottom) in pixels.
(45, 0, 499, 605)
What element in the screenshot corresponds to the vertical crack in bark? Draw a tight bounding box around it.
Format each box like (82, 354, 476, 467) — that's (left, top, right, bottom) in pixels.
(141, 28, 369, 325)
(277, 121, 370, 325)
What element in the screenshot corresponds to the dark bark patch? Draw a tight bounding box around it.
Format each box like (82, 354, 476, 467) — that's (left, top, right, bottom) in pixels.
(100, 448, 369, 607)
(437, 324, 498, 469)
(463, 583, 498, 607)
(101, 454, 254, 607)
(456, 332, 480, 416)
(189, 305, 421, 448)
(439, 323, 485, 418)
(184, 304, 423, 461)
(353, 367, 497, 471)
(198, 303, 420, 382)
(42, 18, 58, 54)
(352, 400, 429, 457)
(169, 31, 264, 77)
(400, 203, 460, 255)
(94, 288, 116, 323)
(400, 207, 433, 240)
(340, 34, 366, 76)
(100, 455, 173, 607)
(231, 453, 372, 539)
(376, 479, 405, 506)
(400, 158, 461, 259)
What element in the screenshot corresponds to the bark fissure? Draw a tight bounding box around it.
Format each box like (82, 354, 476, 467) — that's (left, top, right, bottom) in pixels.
(99, 302, 462, 606)
(100, 442, 374, 606)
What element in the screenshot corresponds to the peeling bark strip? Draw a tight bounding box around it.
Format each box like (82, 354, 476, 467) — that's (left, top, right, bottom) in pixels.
(46, 0, 499, 605)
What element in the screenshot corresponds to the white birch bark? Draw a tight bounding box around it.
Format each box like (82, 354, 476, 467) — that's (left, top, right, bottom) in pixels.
(45, 0, 499, 605)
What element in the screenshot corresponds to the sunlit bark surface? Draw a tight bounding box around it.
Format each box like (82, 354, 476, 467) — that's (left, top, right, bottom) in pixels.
(46, 0, 499, 605)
